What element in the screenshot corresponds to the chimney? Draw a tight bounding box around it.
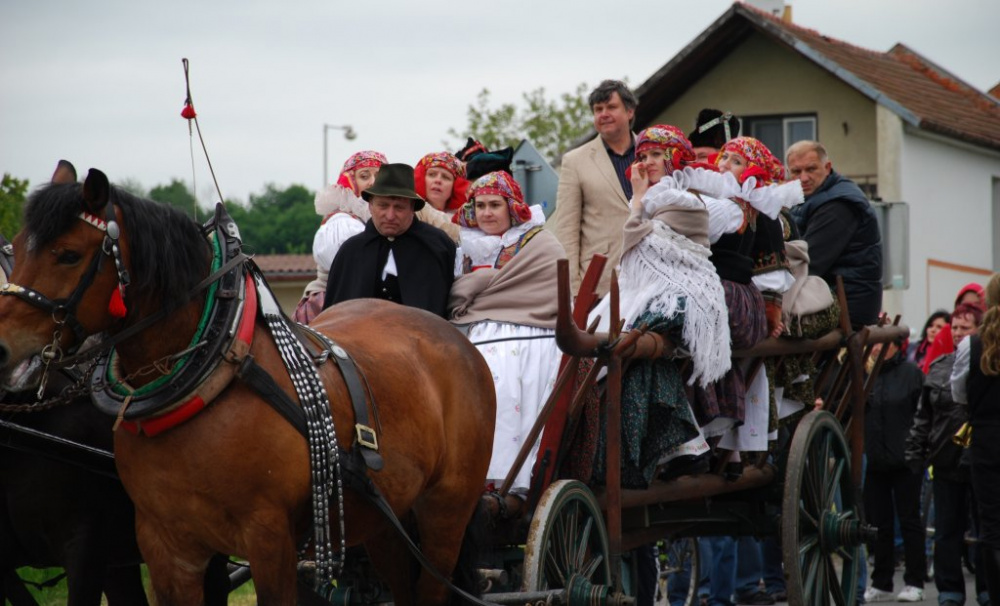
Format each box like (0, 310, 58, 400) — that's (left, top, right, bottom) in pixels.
(742, 0, 785, 17)
(782, 4, 793, 22)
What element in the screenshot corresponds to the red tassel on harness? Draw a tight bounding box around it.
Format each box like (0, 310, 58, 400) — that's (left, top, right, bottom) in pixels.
(108, 288, 127, 318)
(181, 102, 197, 120)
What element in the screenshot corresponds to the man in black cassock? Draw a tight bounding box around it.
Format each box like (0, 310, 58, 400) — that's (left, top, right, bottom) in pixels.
(323, 163, 456, 318)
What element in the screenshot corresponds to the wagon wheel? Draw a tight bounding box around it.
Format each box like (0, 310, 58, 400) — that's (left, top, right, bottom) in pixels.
(658, 537, 699, 606)
(782, 411, 872, 606)
(522, 479, 617, 600)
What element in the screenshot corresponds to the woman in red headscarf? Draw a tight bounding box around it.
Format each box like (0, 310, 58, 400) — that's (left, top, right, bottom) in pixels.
(922, 282, 987, 372)
(293, 150, 385, 323)
(412, 151, 468, 243)
(448, 171, 565, 517)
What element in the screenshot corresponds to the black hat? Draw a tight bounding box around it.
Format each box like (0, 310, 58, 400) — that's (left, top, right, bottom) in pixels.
(688, 109, 740, 150)
(361, 163, 426, 211)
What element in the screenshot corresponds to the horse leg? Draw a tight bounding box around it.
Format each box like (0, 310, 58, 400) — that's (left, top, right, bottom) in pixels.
(137, 519, 210, 606)
(241, 518, 299, 606)
(364, 522, 418, 606)
(101, 565, 149, 606)
(2, 569, 39, 606)
(412, 490, 486, 606)
(63, 527, 114, 606)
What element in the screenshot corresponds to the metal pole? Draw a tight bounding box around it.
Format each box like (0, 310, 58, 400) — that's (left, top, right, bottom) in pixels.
(322, 124, 329, 190)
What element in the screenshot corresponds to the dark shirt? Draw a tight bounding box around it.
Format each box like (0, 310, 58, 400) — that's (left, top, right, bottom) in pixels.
(323, 219, 456, 318)
(804, 201, 859, 278)
(603, 139, 635, 200)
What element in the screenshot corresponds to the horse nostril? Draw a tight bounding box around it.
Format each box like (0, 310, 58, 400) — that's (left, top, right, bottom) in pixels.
(0, 342, 9, 370)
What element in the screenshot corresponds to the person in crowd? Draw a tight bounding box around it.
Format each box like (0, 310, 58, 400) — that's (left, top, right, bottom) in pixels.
(293, 150, 385, 323)
(448, 170, 564, 518)
(456, 137, 515, 182)
(688, 109, 740, 164)
(862, 336, 926, 603)
(713, 136, 798, 606)
(553, 79, 638, 297)
(609, 124, 730, 484)
(323, 163, 455, 317)
(786, 141, 882, 329)
(907, 303, 989, 606)
(907, 310, 950, 369)
(412, 151, 466, 243)
(952, 273, 1000, 604)
(922, 283, 986, 373)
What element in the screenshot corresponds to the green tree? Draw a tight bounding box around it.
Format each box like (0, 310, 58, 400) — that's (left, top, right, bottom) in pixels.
(448, 83, 594, 164)
(226, 183, 317, 255)
(149, 179, 198, 219)
(0, 174, 29, 238)
(114, 178, 148, 199)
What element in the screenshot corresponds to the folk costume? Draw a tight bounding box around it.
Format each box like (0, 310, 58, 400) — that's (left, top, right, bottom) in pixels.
(679, 161, 802, 449)
(582, 126, 728, 488)
(323, 163, 456, 318)
(448, 171, 565, 494)
(294, 150, 385, 323)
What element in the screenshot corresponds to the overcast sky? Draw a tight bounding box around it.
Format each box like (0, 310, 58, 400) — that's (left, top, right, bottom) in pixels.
(2, 0, 997, 206)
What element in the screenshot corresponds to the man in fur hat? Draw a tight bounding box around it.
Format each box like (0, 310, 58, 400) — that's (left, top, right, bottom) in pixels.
(323, 163, 456, 318)
(688, 108, 741, 163)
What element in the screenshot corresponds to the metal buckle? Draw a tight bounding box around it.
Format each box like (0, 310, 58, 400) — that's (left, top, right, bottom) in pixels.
(355, 424, 378, 450)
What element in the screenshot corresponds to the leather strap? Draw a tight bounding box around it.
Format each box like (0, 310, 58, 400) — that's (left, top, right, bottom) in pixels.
(296, 324, 383, 471)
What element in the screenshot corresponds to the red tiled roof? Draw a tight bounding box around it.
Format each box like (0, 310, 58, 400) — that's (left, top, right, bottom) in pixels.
(254, 254, 315, 281)
(633, 2, 1000, 152)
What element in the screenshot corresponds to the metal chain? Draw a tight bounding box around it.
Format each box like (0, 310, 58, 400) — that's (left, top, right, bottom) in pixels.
(261, 311, 345, 587)
(0, 359, 98, 413)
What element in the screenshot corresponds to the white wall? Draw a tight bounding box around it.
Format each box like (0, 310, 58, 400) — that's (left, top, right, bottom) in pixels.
(884, 128, 1000, 331)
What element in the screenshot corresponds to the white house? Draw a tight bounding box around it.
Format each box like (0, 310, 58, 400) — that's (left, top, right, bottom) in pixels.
(625, 2, 1000, 329)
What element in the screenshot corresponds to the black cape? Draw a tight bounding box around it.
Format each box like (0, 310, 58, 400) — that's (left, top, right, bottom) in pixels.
(323, 218, 456, 318)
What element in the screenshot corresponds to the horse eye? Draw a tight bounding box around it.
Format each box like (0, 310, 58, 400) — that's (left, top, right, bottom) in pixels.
(55, 250, 82, 265)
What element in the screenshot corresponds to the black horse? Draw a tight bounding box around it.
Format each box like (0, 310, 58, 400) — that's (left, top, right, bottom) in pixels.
(0, 367, 149, 606)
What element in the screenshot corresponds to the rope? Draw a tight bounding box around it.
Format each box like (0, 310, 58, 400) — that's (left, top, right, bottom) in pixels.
(182, 58, 225, 206)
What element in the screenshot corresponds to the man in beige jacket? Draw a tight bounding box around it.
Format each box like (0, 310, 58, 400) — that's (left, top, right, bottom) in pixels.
(552, 79, 638, 297)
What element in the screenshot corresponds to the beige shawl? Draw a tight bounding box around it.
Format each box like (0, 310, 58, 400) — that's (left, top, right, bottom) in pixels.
(449, 230, 566, 329)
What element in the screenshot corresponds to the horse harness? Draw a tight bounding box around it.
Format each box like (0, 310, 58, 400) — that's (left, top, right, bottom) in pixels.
(3, 200, 491, 604)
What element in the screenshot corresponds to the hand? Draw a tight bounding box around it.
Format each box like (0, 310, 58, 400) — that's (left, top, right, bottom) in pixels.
(630, 161, 649, 202)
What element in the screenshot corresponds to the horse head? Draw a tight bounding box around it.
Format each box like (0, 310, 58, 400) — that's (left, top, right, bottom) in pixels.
(0, 162, 210, 385)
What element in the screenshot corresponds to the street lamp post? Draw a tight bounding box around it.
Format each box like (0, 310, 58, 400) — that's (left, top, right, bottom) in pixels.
(323, 124, 357, 189)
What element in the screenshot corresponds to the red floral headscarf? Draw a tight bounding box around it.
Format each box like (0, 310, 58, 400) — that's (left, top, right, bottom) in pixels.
(335, 150, 387, 196)
(635, 125, 696, 172)
(453, 171, 532, 228)
(718, 137, 785, 186)
(414, 152, 469, 211)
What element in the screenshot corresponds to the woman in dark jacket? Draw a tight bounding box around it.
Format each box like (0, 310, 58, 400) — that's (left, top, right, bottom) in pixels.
(906, 304, 987, 605)
(863, 340, 926, 602)
(956, 273, 1000, 602)
(907, 310, 950, 370)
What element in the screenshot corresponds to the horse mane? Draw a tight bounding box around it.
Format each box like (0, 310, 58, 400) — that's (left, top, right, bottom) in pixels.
(24, 182, 211, 313)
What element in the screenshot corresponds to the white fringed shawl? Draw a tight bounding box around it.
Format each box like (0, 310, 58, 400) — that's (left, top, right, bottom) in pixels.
(618, 180, 731, 387)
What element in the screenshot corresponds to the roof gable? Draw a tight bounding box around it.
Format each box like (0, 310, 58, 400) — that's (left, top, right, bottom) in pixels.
(634, 2, 1000, 151)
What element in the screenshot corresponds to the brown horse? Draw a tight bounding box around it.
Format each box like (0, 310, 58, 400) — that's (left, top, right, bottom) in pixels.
(0, 167, 496, 605)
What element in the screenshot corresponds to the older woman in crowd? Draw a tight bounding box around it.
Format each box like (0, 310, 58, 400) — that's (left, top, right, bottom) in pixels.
(448, 170, 565, 516)
(293, 150, 385, 323)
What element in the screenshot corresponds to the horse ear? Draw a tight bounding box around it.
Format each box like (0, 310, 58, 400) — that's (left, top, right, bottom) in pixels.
(82, 169, 111, 214)
(51, 160, 78, 184)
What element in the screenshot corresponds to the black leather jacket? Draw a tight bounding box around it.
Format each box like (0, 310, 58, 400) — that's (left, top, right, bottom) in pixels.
(905, 353, 971, 482)
(864, 352, 924, 472)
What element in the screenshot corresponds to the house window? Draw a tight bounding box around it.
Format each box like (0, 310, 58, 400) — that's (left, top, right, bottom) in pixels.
(742, 115, 817, 160)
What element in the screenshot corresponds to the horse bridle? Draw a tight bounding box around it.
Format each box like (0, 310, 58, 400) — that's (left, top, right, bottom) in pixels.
(0, 196, 130, 363)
